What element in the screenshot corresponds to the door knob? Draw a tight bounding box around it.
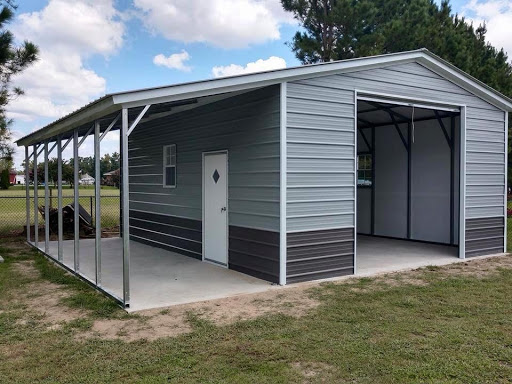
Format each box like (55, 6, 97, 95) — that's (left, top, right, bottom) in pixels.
(220, 207, 226, 212)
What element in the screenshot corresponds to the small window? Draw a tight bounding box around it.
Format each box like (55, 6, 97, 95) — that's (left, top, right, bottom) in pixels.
(163, 144, 177, 188)
(357, 154, 372, 187)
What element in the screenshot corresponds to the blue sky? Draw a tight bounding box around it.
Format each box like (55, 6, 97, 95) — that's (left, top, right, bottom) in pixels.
(7, 0, 512, 167)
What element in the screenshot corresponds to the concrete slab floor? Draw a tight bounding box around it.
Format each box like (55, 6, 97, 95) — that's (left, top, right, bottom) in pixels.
(34, 235, 502, 311)
(45, 238, 276, 311)
(356, 235, 459, 276)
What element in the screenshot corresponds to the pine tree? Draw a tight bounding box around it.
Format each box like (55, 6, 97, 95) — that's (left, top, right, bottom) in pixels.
(281, 0, 512, 97)
(0, 1, 38, 163)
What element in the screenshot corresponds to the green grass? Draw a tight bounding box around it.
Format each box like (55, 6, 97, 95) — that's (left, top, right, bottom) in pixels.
(0, 186, 120, 235)
(0, 238, 512, 383)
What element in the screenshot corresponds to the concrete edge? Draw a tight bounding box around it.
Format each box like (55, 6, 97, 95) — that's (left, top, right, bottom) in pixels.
(283, 252, 510, 290)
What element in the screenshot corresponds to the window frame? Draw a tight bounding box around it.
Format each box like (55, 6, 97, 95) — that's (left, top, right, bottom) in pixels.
(163, 144, 177, 189)
(357, 153, 373, 188)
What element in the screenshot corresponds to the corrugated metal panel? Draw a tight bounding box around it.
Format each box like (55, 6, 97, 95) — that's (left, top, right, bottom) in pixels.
(287, 228, 354, 283)
(466, 129, 504, 142)
(466, 216, 504, 257)
(466, 140, 504, 152)
(386, 62, 444, 79)
(466, 163, 505, 174)
(287, 214, 353, 232)
(466, 195, 504, 207)
(288, 186, 354, 201)
(128, 86, 281, 248)
(466, 206, 504, 218)
(229, 226, 279, 283)
(297, 75, 498, 111)
(129, 210, 202, 259)
(466, 152, 505, 163)
(466, 185, 504, 196)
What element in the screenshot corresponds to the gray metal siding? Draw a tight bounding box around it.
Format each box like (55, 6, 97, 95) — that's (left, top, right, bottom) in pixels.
(288, 61, 506, 270)
(229, 226, 280, 283)
(128, 86, 281, 269)
(286, 82, 356, 233)
(465, 217, 504, 257)
(287, 228, 354, 283)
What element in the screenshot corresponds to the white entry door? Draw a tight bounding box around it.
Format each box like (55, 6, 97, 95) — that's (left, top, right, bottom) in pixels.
(203, 152, 228, 266)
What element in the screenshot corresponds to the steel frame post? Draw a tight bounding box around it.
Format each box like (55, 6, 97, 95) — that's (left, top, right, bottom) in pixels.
(33, 144, 38, 247)
(73, 130, 80, 272)
(94, 121, 102, 285)
(407, 123, 412, 239)
(57, 136, 63, 262)
(279, 82, 287, 285)
(44, 141, 50, 253)
(25, 146, 30, 243)
(450, 117, 455, 245)
(371, 126, 376, 235)
(121, 108, 130, 306)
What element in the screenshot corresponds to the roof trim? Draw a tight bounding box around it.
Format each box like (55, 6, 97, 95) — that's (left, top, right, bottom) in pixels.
(16, 48, 512, 146)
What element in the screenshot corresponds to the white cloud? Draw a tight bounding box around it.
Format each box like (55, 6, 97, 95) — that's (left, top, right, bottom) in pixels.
(7, 0, 124, 122)
(462, 0, 512, 57)
(133, 0, 293, 48)
(153, 50, 192, 71)
(212, 56, 287, 78)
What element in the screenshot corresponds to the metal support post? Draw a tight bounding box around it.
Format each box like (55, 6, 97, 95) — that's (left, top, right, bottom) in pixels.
(33, 144, 38, 247)
(57, 137, 63, 261)
(44, 141, 50, 253)
(94, 121, 102, 285)
(73, 130, 79, 272)
(121, 108, 130, 306)
(25, 146, 30, 242)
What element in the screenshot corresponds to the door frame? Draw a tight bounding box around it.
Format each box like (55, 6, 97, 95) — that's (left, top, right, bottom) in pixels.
(202, 149, 229, 267)
(355, 90, 467, 264)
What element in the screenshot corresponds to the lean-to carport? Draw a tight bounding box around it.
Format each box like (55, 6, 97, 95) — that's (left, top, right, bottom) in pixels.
(19, 89, 277, 308)
(22, 107, 148, 306)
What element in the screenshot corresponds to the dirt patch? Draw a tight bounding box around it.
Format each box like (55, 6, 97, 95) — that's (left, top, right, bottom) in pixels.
(346, 254, 512, 293)
(5, 255, 320, 342)
(437, 254, 512, 278)
(9, 262, 86, 328)
(83, 314, 193, 342)
(180, 285, 320, 325)
(12, 260, 41, 279)
(291, 361, 335, 382)
(84, 286, 321, 342)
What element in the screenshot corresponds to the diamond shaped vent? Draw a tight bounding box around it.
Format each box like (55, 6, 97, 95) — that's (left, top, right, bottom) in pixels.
(212, 169, 220, 184)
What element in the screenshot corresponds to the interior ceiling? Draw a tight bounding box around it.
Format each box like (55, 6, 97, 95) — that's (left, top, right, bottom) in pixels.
(357, 100, 459, 129)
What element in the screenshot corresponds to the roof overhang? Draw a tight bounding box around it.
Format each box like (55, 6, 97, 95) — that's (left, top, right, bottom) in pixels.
(16, 48, 512, 147)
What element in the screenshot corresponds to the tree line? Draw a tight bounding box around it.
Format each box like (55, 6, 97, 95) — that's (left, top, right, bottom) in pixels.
(23, 152, 120, 187)
(281, 0, 511, 98)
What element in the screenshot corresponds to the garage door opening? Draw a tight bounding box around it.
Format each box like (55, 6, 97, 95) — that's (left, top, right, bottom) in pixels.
(356, 97, 461, 274)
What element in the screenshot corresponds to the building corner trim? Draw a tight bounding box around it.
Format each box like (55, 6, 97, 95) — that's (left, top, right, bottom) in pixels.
(279, 82, 287, 285)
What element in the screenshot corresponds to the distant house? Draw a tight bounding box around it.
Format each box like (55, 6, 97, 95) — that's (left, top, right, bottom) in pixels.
(79, 173, 95, 185)
(16, 174, 25, 185)
(9, 170, 16, 185)
(103, 168, 120, 187)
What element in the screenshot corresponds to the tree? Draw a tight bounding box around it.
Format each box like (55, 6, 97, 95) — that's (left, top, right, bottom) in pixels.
(0, 167, 8, 189)
(0, 1, 38, 162)
(281, 0, 512, 97)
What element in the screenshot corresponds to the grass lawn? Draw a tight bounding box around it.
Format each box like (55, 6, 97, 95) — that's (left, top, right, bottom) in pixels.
(0, 236, 512, 383)
(0, 186, 120, 234)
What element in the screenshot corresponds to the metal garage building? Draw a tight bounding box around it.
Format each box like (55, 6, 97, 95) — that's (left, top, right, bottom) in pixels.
(17, 49, 511, 310)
